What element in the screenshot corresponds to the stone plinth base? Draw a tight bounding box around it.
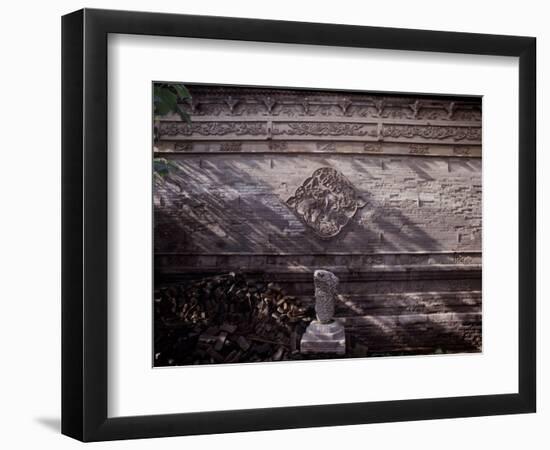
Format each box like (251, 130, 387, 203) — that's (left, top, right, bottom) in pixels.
(300, 320, 346, 355)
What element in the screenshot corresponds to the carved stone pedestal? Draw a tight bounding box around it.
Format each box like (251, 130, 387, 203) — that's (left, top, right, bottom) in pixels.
(300, 320, 346, 355)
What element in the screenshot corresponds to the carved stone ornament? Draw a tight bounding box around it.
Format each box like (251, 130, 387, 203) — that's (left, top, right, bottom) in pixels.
(286, 167, 366, 239)
(301, 270, 346, 355)
(274, 122, 372, 136)
(159, 121, 266, 136)
(220, 141, 242, 152)
(313, 269, 339, 323)
(381, 124, 481, 141)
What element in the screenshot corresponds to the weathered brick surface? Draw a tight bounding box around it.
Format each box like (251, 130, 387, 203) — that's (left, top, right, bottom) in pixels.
(154, 85, 482, 355)
(154, 154, 481, 255)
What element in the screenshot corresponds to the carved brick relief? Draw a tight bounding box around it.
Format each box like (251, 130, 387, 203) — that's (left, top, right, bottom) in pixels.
(157, 88, 482, 154)
(381, 125, 481, 141)
(286, 167, 366, 239)
(272, 122, 375, 137)
(173, 88, 481, 123)
(159, 121, 267, 136)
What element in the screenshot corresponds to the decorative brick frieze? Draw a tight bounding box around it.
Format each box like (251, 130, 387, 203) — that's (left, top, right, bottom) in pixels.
(156, 86, 481, 155)
(172, 86, 481, 123)
(155, 140, 481, 157)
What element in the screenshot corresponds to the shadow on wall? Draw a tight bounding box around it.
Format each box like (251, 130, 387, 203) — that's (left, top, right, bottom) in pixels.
(343, 310, 481, 355)
(152, 154, 479, 255)
(297, 290, 481, 354)
(153, 154, 482, 356)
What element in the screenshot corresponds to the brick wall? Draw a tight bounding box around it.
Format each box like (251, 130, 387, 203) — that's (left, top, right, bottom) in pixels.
(153, 85, 482, 355)
(154, 154, 481, 255)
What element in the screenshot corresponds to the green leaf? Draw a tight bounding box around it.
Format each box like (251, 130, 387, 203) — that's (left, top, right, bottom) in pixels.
(155, 100, 172, 116)
(176, 105, 191, 123)
(153, 83, 192, 120)
(159, 88, 177, 108)
(153, 158, 169, 176)
(153, 157, 179, 178)
(154, 88, 178, 117)
(171, 84, 191, 99)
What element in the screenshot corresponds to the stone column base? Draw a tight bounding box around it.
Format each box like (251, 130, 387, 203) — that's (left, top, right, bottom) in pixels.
(300, 320, 346, 355)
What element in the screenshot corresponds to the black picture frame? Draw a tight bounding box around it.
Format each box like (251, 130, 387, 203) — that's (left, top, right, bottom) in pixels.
(62, 8, 536, 442)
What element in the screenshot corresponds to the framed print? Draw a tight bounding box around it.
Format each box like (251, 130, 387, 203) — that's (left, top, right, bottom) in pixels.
(61, 8, 536, 441)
